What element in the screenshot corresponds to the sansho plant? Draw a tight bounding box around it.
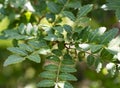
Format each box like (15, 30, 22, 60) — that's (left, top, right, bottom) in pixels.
(1, 0, 120, 88)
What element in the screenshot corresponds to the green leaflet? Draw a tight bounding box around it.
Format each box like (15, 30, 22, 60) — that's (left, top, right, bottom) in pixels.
(47, 55, 60, 62)
(26, 23, 33, 35)
(57, 0, 67, 4)
(100, 28, 118, 44)
(27, 54, 41, 63)
(7, 47, 28, 56)
(62, 54, 74, 65)
(88, 27, 106, 43)
(64, 82, 74, 88)
(28, 40, 48, 50)
(53, 26, 63, 33)
(52, 49, 62, 56)
(44, 34, 58, 41)
(79, 26, 91, 42)
(90, 44, 103, 53)
(61, 11, 76, 21)
(66, 1, 81, 8)
(40, 71, 56, 79)
(87, 55, 95, 66)
(47, 2, 61, 14)
(4, 23, 38, 40)
(28, 40, 42, 49)
(4, 30, 26, 39)
(18, 23, 26, 35)
(19, 43, 34, 52)
(100, 49, 113, 60)
(63, 24, 72, 33)
(72, 32, 79, 41)
(37, 80, 55, 87)
(60, 65, 77, 73)
(58, 41, 65, 50)
(4, 55, 25, 67)
(77, 4, 93, 18)
(76, 17, 91, 25)
(44, 64, 58, 72)
(59, 73, 77, 81)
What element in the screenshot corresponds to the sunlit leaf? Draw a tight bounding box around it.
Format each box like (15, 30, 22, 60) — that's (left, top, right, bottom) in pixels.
(38, 48, 51, 55)
(100, 28, 118, 44)
(26, 23, 32, 35)
(88, 27, 106, 42)
(90, 44, 103, 53)
(106, 62, 116, 76)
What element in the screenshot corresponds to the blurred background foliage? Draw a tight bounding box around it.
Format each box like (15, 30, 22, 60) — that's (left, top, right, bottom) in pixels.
(0, 0, 120, 88)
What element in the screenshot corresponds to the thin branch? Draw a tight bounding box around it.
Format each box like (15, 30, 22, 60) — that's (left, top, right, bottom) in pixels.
(56, 57, 62, 83)
(64, 42, 100, 58)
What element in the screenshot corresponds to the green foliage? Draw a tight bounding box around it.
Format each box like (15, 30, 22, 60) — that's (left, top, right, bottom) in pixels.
(106, 0, 120, 20)
(3, 55, 25, 66)
(37, 80, 55, 87)
(1, 0, 120, 88)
